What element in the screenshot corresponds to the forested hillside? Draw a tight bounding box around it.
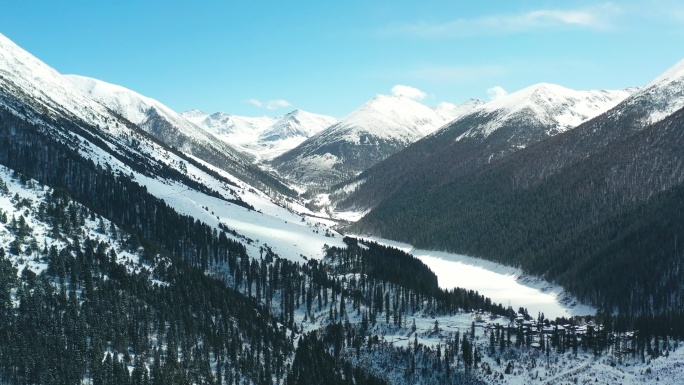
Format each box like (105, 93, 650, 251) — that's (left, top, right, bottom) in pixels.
(353, 104, 684, 315)
(0, 93, 495, 384)
(333, 84, 632, 211)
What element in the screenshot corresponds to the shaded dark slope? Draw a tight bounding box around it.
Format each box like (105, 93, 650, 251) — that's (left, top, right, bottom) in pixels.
(271, 94, 450, 188)
(273, 130, 409, 187)
(353, 106, 684, 314)
(335, 85, 634, 211)
(335, 107, 561, 210)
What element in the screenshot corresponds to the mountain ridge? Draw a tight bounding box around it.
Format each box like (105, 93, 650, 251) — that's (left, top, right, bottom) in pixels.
(350, 58, 684, 314)
(181, 107, 338, 161)
(271, 94, 482, 187)
(332, 83, 633, 212)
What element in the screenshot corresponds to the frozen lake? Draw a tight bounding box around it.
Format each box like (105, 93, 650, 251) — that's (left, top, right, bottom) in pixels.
(356, 236, 596, 319)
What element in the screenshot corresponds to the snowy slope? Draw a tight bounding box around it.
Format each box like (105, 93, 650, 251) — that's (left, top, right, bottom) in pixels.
(611, 59, 684, 125)
(64, 74, 271, 166)
(455, 83, 634, 140)
(271, 94, 452, 186)
(0, 33, 344, 263)
(0, 33, 130, 132)
(434, 98, 485, 121)
(65, 74, 211, 140)
(0, 165, 152, 280)
(182, 108, 337, 161)
(327, 94, 451, 143)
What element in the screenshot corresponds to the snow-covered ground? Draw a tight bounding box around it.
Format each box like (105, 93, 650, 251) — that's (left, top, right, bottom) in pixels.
(352, 236, 595, 319)
(0, 165, 152, 280)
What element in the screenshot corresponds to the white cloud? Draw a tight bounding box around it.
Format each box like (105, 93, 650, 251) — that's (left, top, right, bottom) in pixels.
(247, 99, 263, 108)
(380, 3, 620, 37)
(265, 99, 292, 109)
(391, 84, 427, 100)
(247, 99, 292, 110)
(487, 86, 508, 101)
(436, 101, 457, 110)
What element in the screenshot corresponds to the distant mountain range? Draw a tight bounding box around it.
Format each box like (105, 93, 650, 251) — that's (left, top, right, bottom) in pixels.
(350, 59, 684, 314)
(332, 83, 634, 211)
(270, 94, 481, 187)
(63, 74, 295, 197)
(181, 108, 338, 161)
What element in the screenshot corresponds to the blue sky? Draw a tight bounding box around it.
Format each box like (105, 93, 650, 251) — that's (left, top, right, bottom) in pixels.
(1, 1, 682, 118)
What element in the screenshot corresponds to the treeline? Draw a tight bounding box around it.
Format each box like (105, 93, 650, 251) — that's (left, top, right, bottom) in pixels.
(0, 99, 503, 384)
(287, 322, 486, 385)
(286, 327, 387, 385)
(326, 237, 439, 294)
(0, 235, 292, 385)
(325, 237, 512, 319)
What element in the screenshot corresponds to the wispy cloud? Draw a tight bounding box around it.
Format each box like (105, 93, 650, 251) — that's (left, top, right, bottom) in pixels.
(391, 85, 427, 100)
(247, 99, 264, 108)
(247, 99, 292, 110)
(487, 86, 508, 101)
(380, 3, 621, 38)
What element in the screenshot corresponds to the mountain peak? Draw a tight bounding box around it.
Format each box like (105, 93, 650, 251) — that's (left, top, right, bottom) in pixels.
(65, 74, 175, 125)
(284, 108, 304, 116)
(0, 33, 128, 131)
(457, 83, 634, 139)
(618, 58, 684, 125)
(271, 94, 452, 186)
(180, 108, 336, 160)
(645, 58, 684, 90)
(265, 109, 338, 141)
(337, 93, 449, 139)
(183, 108, 206, 116)
(434, 99, 485, 121)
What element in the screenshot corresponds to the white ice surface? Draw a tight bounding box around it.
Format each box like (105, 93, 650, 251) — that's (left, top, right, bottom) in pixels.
(352, 236, 595, 319)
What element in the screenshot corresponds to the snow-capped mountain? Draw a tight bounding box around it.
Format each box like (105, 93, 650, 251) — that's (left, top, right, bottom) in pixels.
(332, 84, 634, 212)
(264, 109, 337, 141)
(324, 94, 450, 141)
(455, 83, 634, 140)
(625, 58, 684, 124)
(271, 94, 453, 187)
(507, 59, 684, 185)
(0, 34, 126, 131)
(63, 74, 295, 196)
(350, 60, 684, 320)
(181, 108, 337, 161)
(0, 33, 342, 263)
(65, 74, 212, 143)
(434, 98, 485, 121)
(182, 109, 277, 138)
(594, 58, 684, 129)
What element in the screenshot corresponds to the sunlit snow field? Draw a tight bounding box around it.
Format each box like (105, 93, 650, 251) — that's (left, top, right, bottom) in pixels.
(354, 236, 596, 319)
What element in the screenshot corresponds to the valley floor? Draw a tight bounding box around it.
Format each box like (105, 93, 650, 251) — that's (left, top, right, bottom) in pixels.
(350, 235, 595, 319)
